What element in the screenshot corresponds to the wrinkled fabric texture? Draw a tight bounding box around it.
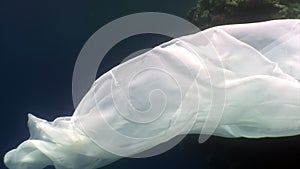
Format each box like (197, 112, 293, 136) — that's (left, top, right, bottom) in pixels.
(4, 20, 300, 169)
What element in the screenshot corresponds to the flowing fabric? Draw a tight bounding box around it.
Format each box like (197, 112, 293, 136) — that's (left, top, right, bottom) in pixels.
(4, 19, 300, 169)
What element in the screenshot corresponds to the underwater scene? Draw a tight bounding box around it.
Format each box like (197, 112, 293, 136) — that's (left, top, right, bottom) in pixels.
(1, 1, 300, 169)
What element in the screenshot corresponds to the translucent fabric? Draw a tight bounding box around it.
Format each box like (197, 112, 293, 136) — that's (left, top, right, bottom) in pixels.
(4, 19, 300, 169)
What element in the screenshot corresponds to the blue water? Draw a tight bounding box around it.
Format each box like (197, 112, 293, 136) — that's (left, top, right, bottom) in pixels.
(1, 0, 300, 169)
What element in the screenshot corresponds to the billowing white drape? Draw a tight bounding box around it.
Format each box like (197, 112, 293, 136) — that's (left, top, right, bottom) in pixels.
(4, 19, 300, 169)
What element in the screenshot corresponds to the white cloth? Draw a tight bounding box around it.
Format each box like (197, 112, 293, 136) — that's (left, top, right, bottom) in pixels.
(4, 19, 300, 169)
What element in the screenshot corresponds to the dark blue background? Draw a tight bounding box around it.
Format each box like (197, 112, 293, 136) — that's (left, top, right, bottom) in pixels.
(1, 0, 300, 169)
